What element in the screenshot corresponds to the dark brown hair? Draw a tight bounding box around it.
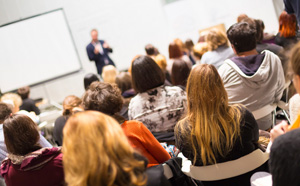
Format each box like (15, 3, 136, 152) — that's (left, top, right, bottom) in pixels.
(0, 103, 12, 123)
(171, 59, 191, 87)
(131, 55, 165, 93)
(227, 22, 257, 53)
(169, 42, 183, 59)
(17, 86, 30, 100)
(3, 114, 41, 155)
(82, 82, 123, 115)
(115, 72, 132, 94)
(84, 73, 99, 90)
(145, 44, 155, 56)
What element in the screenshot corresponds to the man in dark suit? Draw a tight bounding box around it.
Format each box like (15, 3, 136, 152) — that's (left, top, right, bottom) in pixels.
(86, 29, 115, 75)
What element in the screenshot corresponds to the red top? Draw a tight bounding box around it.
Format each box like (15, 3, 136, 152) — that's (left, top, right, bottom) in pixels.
(121, 120, 171, 167)
(1, 147, 64, 186)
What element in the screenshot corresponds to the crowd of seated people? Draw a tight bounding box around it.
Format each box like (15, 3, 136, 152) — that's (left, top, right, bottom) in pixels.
(2, 8, 300, 186)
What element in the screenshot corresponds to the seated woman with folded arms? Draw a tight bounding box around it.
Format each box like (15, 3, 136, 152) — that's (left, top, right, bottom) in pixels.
(82, 81, 171, 167)
(0, 114, 64, 186)
(175, 64, 267, 186)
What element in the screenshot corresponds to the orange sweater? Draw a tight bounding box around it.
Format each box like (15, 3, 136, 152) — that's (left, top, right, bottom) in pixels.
(121, 120, 171, 167)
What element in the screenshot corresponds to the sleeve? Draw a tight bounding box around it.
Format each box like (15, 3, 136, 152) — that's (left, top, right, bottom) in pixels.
(30, 100, 40, 115)
(139, 123, 171, 163)
(86, 44, 100, 61)
(240, 108, 259, 146)
(284, 0, 295, 14)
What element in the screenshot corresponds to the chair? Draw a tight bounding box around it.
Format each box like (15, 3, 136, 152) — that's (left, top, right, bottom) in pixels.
(181, 149, 269, 181)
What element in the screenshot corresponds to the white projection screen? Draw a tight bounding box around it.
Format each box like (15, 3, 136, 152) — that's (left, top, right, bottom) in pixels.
(0, 9, 81, 93)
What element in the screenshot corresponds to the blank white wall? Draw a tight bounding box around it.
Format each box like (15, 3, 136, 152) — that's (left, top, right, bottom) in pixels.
(0, 0, 280, 103)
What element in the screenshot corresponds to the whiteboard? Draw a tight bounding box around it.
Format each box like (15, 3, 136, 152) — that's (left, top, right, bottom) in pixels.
(0, 9, 81, 93)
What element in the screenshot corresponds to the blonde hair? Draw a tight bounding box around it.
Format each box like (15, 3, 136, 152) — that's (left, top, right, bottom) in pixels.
(154, 54, 167, 71)
(102, 65, 118, 84)
(193, 42, 209, 60)
(205, 29, 229, 51)
(0, 93, 22, 113)
(63, 111, 147, 186)
(175, 64, 241, 165)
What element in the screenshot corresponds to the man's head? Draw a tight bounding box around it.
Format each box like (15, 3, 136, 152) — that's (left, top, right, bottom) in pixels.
(270, 128, 300, 186)
(145, 44, 155, 56)
(17, 86, 30, 100)
(0, 103, 12, 124)
(227, 22, 257, 54)
(90, 29, 98, 42)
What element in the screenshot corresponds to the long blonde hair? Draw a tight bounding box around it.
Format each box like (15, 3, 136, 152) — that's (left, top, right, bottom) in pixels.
(176, 64, 241, 165)
(63, 111, 147, 186)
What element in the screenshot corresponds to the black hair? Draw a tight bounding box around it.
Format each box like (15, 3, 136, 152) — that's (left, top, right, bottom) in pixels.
(227, 22, 257, 53)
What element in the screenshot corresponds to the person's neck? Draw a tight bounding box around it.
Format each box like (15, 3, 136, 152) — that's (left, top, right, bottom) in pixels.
(237, 49, 258, 57)
(92, 39, 98, 43)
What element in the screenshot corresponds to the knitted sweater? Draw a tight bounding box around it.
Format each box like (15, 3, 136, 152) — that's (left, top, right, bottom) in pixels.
(121, 120, 171, 167)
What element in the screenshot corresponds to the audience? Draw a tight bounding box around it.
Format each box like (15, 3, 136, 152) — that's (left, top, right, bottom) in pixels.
(253, 19, 283, 55)
(193, 42, 209, 62)
(175, 64, 266, 186)
(200, 28, 235, 69)
(171, 59, 191, 89)
(0, 114, 64, 186)
(154, 54, 172, 84)
(53, 95, 82, 146)
(17, 86, 40, 115)
(218, 22, 285, 130)
(275, 11, 299, 49)
(62, 111, 147, 186)
(83, 73, 99, 90)
(82, 81, 171, 167)
(128, 55, 187, 142)
(0, 102, 52, 162)
(102, 65, 118, 84)
(167, 42, 192, 74)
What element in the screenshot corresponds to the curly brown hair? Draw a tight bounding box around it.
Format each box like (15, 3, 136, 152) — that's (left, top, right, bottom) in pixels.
(82, 82, 123, 116)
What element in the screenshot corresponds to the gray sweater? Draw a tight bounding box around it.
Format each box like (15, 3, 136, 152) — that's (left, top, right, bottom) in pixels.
(218, 50, 285, 130)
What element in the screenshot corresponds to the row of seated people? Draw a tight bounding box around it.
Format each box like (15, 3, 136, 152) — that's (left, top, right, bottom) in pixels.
(0, 15, 299, 186)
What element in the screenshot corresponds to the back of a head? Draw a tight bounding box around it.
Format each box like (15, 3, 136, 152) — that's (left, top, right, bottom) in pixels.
(131, 55, 165, 93)
(237, 14, 249, 23)
(206, 29, 229, 51)
(185, 39, 194, 51)
(62, 111, 146, 186)
(145, 44, 155, 56)
(102, 65, 118, 84)
(3, 114, 41, 156)
(0, 93, 22, 113)
(0, 102, 12, 123)
(227, 22, 257, 54)
(84, 73, 99, 90)
(62, 95, 82, 117)
(279, 11, 297, 38)
(169, 42, 183, 59)
(193, 42, 209, 60)
(154, 54, 167, 71)
(115, 72, 132, 94)
(184, 64, 241, 165)
(171, 59, 191, 87)
(270, 128, 300, 186)
(82, 81, 123, 115)
(17, 86, 30, 100)
(254, 19, 265, 43)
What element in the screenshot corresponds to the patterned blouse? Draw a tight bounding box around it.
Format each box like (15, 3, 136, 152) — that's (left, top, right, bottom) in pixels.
(128, 85, 187, 133)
